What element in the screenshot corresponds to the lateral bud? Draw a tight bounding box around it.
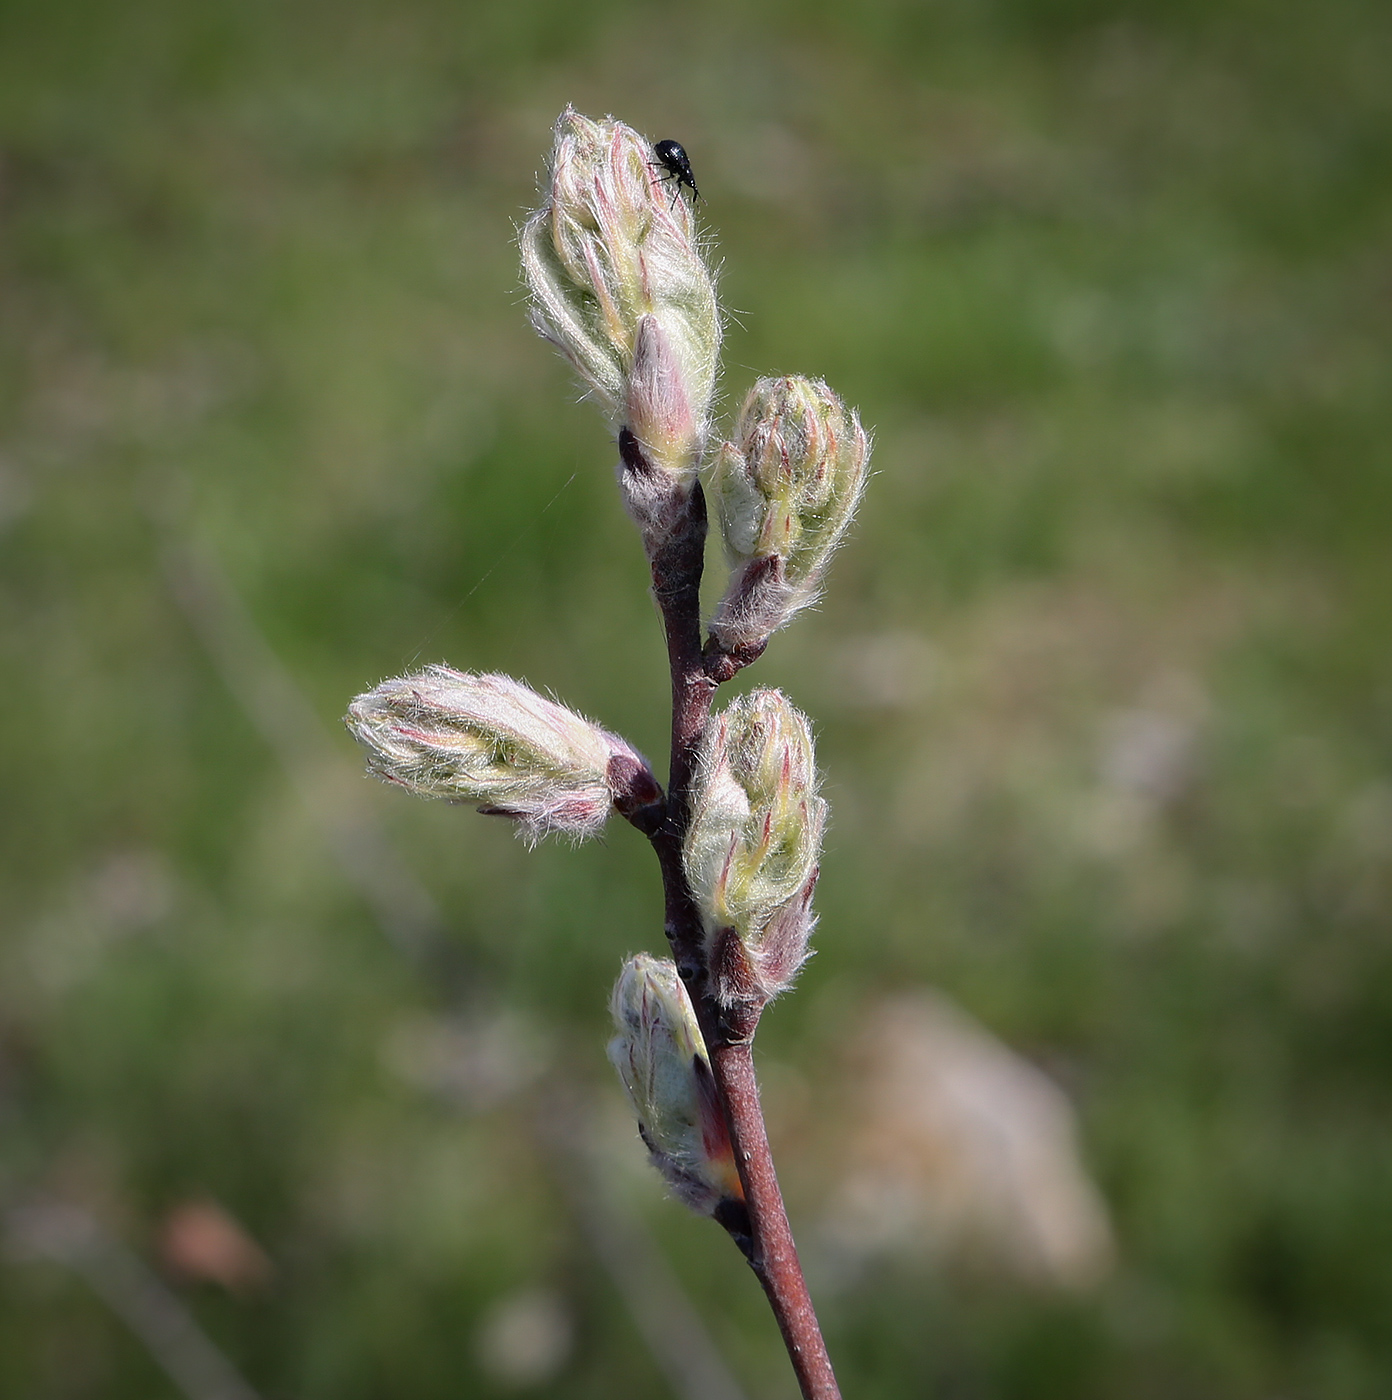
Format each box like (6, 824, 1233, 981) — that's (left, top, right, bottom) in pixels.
(710, 375, 869, 656)
(345, 666, 656, 846)
(684, 690, 826, 1009)
(608, 954, 743, 1215)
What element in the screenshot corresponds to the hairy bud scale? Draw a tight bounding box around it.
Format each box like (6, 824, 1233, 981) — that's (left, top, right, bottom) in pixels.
(345, 667, 658, 845)
(711, 376, 869, 653)
(608, 954, 742, 1214)
(521, 108, 720, 551)
(684, 690, 825, 1007)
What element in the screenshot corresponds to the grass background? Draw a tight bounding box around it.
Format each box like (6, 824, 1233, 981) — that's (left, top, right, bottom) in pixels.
(1, 0, 1390, 1395)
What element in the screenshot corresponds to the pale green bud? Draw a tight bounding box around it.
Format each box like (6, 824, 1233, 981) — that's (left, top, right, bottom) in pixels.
(710, 376, 869, 654)
(608, 954, 742, 1214)
(346, 667, 659, 846)
(521, 109, 719, 497)
(684, 690, 825, 1007)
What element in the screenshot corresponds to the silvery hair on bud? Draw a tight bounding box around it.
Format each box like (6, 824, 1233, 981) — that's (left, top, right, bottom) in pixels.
(684, 690, 827, 1006)
(346, 666, 656, 846)
(519, 108, 720, 437)
(710, 376, 870, 654)
(608, 953, 740, 1214)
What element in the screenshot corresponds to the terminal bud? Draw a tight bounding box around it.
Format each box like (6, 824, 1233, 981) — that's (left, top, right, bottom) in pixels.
(521, 109, 720, 549)
(684, 690, 826, 1009)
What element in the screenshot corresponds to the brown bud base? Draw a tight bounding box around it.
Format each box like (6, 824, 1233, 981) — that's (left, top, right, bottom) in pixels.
(607, 752, 665, 831)
(703, 633, 769, 684)
(711, 926, 764, 1022)
(713, 1197, 755, 1261)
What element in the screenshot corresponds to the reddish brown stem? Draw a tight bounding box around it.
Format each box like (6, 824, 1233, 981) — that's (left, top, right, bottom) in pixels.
(711, 1042, 841, 1400)
(619, 430, 841, 1400)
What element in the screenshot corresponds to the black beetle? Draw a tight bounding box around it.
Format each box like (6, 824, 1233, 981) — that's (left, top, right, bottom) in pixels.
(652, 139, 700, 206)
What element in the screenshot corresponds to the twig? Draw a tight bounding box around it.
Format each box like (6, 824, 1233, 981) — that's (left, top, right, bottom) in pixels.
(629, 441, 842, 1400)
(709, 1043, 838, 1399)
(349, 110, 864, 1400)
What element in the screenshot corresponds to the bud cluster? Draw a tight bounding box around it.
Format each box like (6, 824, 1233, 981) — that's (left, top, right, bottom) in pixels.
(521, 108, 721, 545)
(684, 689, 826, 1010)
(710, 375, 869, 657)
(350, 116, 874, 1357)
(608, 954, 743, 1215)
(346, 666, 658, 845)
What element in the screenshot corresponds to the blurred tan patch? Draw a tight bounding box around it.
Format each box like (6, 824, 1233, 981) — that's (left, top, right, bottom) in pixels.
(158, 1199, 274, 1295)
(473, 1285, 574, 1390)
(381, 1009, 549, 1111)
(823, 630, 943, 712)
(817, 990, 1114, 1290)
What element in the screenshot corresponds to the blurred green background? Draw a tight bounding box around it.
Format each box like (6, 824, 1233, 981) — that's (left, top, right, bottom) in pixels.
(2, 0, 1390, 1395)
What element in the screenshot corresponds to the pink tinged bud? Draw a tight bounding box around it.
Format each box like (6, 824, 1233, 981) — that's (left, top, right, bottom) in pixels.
(345, 666, 657, 846)
(710, 376, 870, 654)
(749, 866, 819, 996)
(684, 691, 826, 1008)
(608, 955, 742, 1215)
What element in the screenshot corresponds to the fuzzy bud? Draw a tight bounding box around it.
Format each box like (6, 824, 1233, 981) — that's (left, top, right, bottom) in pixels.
(684, 690, 825, 1009)
(521, 108, 720, 541)
(608, 954, 743, 1214)
(710, 376, 869, 655)
(346, 666, 659, 845)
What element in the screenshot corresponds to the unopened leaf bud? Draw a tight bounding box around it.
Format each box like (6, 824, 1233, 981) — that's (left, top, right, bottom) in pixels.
(521, 108, 720, 543)
(710, 376, 869, 655)
(684, 690, 826, 1008)
(608, 954, 742, 1214)
(346, 666, 659, 845)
